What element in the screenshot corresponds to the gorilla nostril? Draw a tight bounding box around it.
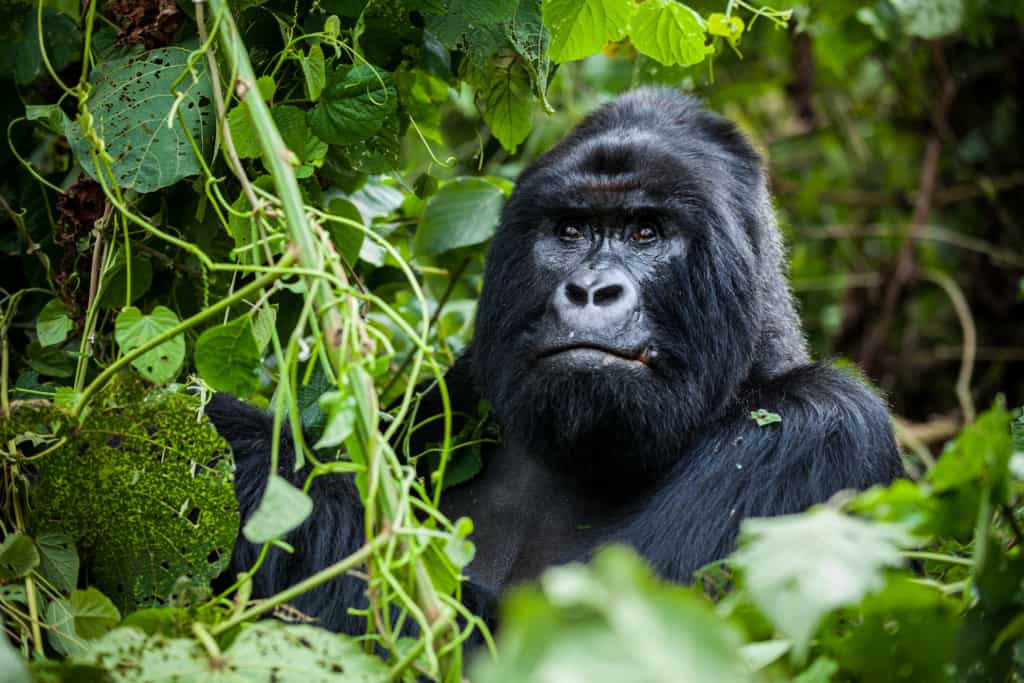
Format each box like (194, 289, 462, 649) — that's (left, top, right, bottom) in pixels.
(565, 282, 589, 307)
(593, 283, 624, 306)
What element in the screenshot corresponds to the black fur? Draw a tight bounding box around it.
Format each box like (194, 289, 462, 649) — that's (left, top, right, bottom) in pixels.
(206, 88, 903, 636)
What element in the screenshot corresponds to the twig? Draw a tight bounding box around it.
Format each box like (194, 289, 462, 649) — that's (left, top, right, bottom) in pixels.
(893, 414, 960, 447)
(206, 0, 342, 350)
(859, 42, 956, 374)
(923, 268, 976, 423)
(799, 223, 1024, 269)
(210, 535, 389, 636)
(194, 0, 273, 265)
(85, 203, 113, 315)
(10, 484, 43, 655)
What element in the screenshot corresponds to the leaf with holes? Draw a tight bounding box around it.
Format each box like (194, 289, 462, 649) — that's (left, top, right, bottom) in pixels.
(18, 377, 238, 611)
(114, 306, 185, 385)
(71, 622, 387, 681)
(65, 43, 214, 193)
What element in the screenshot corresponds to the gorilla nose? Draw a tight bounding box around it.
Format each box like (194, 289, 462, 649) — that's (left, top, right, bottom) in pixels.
(555, 267, 638, 327)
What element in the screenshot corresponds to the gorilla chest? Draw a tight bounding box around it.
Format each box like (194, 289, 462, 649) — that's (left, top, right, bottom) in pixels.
(439, 443, 612, 590)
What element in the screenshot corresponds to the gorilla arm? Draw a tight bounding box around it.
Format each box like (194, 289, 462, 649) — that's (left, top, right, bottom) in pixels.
(610, 362, 903, 583)
(205, 393, 497, 636)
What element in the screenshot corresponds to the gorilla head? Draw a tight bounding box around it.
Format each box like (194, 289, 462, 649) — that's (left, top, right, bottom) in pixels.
(470, 89, 809, 483)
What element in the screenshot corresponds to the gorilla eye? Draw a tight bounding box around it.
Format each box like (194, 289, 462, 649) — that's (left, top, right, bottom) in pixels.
(630, 225, 658, 243)
(558, 224, 585, 241)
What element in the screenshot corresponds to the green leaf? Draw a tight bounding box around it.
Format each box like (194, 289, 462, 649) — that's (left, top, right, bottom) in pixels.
(324, 198, 365, 266)
(226, 175, 279, 256)
(0, 7, 81, 85)
(301, 43, 327, 101)
(230, 102, 327, 178)
(36, 530, 80, 593)
(444, 517, 476, 568)
(114, 306, 185, 385)
(71, 622, 387, 681)
(740, 640, 791, 672)
(294, 363, 334, 437)
(25, 103, 70, 135)
(273, 105, 328, 178)
(474, 547, 750, 683)
(195, 317, 262, 399)
(65, 43, 214, 193)
(242, 475, 314, 543)
(37, 299, 73, 347)
(251, 306, 277, 353)
(315, 391, 357, 449)
(791, 657, 839, 683)
(543, 0, 632, 63)
(476, 58, 534, 153)
(0, 585, 27, 604)
(25, 341, 75, 378)
(0, 630, 29, 683)
(414, 177, 505, 256)
(68, 588, 121, 639)
(750, 408, 782, 426)
(225, 75, 277, 159)
(46, 588, 121, 656)
(119, 607, 189, 637)
(629, 0, 712, 67)
(826, 577, 956, 681)
(707, 12, 745, 50)
(425, 0, 517, 63)
(394, 66, 450, 142)
(929, 402, 1011, 498)
(732, 509, 914, 660)
(891, 0, 964, 38)
(308, 64, 397, 146)
(0, 533, 39, 579)
(96, 251, 153, 309)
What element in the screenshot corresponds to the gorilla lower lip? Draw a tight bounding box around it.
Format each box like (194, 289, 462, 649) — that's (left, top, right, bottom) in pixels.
(541, 345, 648, 366)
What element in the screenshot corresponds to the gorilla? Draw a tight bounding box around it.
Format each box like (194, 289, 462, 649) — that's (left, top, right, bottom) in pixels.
(207, 88, 903, 637)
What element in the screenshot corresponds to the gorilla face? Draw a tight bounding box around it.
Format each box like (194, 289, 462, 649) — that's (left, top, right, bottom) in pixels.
(471, 90, 803, 483)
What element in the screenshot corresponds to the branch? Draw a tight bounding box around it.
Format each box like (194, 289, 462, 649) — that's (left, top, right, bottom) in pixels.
(859, 41, 956, 376)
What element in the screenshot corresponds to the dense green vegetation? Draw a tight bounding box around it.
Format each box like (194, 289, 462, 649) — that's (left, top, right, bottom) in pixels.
(1, 0, 1023, 680)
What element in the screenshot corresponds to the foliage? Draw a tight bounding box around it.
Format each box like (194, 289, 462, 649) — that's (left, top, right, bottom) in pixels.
(0, 0, 1022, 681)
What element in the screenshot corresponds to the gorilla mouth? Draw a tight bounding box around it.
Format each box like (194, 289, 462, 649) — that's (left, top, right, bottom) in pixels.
(537, 343, 652, 367)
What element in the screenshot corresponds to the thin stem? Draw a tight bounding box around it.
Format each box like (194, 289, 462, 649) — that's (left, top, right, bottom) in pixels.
(72, 257, 293, 418)
(903, 550, 973, 567)
(11, 482, 44, 655)
(206, 0, 341, 350)
(210, 534, 389, 636)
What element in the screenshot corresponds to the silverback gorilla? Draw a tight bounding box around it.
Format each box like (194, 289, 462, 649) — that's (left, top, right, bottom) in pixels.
(207, 88, 904, 636)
